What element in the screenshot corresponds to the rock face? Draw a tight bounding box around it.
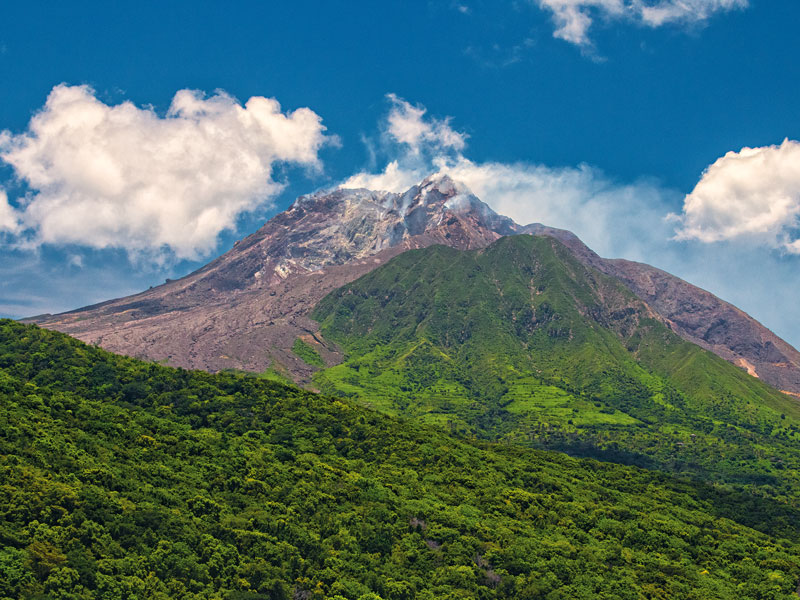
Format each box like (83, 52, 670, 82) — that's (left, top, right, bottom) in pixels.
(30, 174, 800, 394)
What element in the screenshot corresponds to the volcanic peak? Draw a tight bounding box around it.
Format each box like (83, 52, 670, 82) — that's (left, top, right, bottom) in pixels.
(29, 173, 800, 394)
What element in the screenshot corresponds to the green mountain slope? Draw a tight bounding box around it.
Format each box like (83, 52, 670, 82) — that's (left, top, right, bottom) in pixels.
(3, 320, 800, 598)
(312, 235, 800, 500)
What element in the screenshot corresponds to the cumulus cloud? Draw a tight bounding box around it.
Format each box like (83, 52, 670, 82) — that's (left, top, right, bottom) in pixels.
(385, 94, 467, 155)
(672, 139, 800, 253)
(0, 189, 20, 233)
(445, 159, 672, 257)
(539, 0, 622, 46)
(344, 160, 425, 194)
(638, 0, 748, 26)
(343, 95, 468, 192)
(536, 0, 747, 46)
(0, 84, 330, 259)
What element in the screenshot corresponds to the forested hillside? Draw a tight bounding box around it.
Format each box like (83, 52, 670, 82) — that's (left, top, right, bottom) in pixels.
(312, 235, 800, 501)
(2, 320, 800, 599)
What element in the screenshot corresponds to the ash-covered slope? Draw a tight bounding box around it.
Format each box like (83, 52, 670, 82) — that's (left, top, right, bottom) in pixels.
(31, 174, 800, 394)
(175, 174, 516, 297)
(600, 259, 800, 395)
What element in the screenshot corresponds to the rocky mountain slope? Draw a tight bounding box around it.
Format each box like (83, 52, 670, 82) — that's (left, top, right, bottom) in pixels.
(30, 175, 800, 394)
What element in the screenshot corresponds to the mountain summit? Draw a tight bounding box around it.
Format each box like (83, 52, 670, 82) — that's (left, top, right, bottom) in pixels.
(31, 175, 800, 394)
(222, 173, 518, 286)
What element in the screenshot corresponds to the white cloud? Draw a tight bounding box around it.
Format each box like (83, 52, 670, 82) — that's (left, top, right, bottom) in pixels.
(343, 160, 425, 193)
(443, 159, 672, 259)
(385, 94, 467, 155)
(638, 0, 748, 27)
(536, 0, 747, 46)
(539, 0, 623, 46)
(342, 95, 468, 193)
(0, 189, 20, 233)
(67, 254, 84, 268)
(672, 139, 800, 253)
(0, 84, 330, 259)
(343, 95, 800, 351)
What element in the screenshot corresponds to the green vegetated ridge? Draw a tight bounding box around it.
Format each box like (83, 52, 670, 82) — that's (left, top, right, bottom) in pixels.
(3, 320, 800, 599)
(312, 235, 800, 502)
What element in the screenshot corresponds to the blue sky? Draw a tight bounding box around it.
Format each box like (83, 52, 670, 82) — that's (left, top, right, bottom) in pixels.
(1, 0, 799, 347)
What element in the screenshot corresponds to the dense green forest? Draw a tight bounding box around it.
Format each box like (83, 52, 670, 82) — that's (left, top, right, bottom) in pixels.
(3, 319, 800, 598)
(312, 236, 800, 501)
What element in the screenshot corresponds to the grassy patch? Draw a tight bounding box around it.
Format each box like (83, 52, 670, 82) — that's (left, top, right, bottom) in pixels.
(292, 337, 325, 367)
